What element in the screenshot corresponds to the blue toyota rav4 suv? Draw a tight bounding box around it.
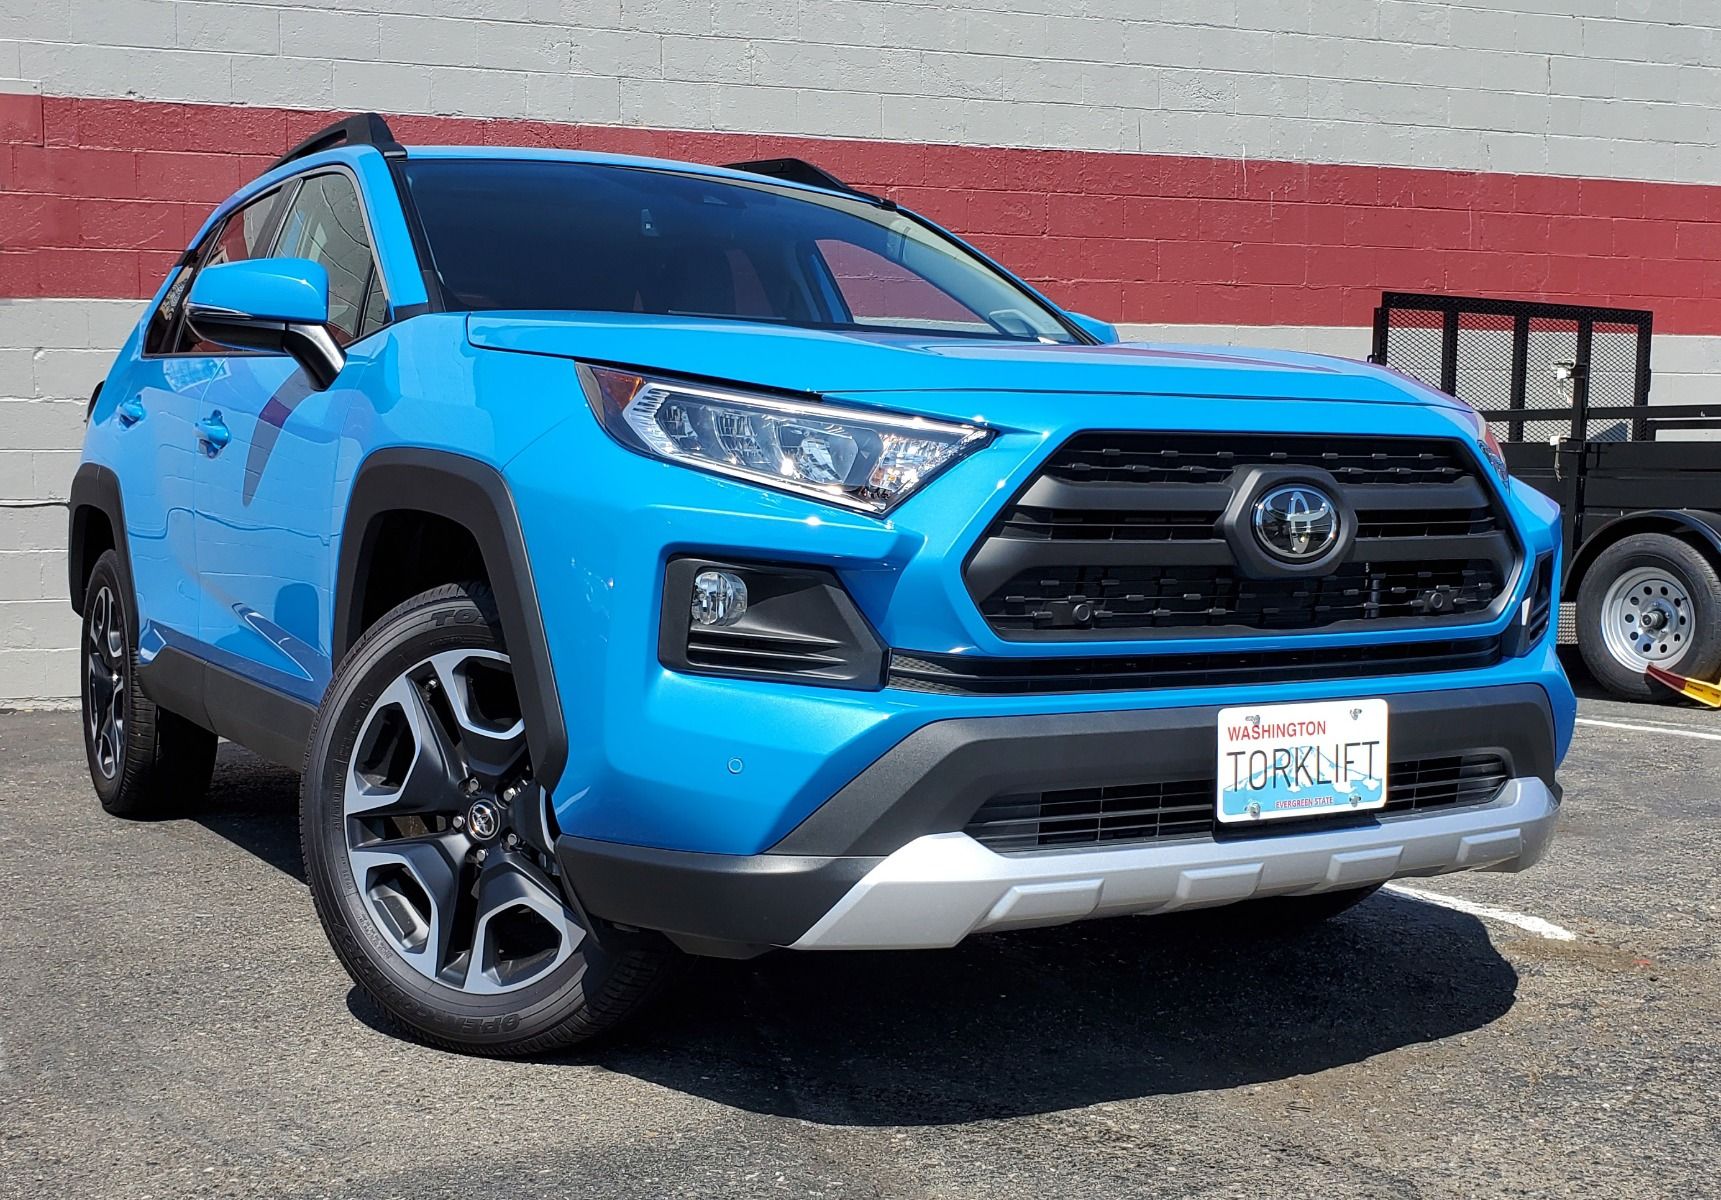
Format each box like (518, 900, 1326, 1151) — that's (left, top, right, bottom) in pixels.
(70, 114, 1572, 1054)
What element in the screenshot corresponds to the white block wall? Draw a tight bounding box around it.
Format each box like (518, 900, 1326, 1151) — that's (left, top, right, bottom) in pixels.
(0, 0, 1718, 182)
(0, 299, 142, 704)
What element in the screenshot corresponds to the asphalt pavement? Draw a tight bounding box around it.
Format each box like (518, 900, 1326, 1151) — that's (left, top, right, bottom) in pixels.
(2, 662, 1716, 1199)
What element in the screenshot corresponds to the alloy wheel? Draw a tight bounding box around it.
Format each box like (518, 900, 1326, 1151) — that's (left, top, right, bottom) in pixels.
(344, 649, 583, 994)
(84, 585, 126, 780)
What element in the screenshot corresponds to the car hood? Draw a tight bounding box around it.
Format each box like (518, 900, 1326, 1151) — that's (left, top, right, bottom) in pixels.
(465, 312, 1462, 410)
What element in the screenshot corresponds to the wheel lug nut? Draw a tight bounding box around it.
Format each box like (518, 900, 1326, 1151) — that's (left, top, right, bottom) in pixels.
(475, 847, 488, 863)
(463, 777, 481, 796)
(505, 833, 518, 848)
(452, 815, 465, 830)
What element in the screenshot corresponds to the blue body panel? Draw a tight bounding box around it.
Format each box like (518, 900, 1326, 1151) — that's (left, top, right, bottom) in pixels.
(78, 142, 1576, 859)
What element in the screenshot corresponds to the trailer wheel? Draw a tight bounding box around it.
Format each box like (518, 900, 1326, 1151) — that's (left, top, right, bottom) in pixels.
(1577, 532, 1721, 701)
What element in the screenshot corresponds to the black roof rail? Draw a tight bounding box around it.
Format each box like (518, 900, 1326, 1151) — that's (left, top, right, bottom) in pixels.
(721, 157, 890, 206)
(271, 112, 405, 172)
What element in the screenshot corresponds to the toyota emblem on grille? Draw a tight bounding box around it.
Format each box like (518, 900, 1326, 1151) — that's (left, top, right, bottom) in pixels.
(1252, 485, 1340, 562)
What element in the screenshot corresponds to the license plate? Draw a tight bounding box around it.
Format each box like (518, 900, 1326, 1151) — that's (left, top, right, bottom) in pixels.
(1216, 698, 1389, 824)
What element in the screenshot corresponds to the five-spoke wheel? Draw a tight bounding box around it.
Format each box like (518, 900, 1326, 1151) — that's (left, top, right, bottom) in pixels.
(345, 649, 583, 995)
(83, 584, 127, 780)
(302, 582, 677, 1055)
(78, 549, 216, 817)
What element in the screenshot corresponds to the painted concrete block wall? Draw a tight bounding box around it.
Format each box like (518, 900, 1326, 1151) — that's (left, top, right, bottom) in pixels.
(3, 2, 1720, 702)
(0, 298, 142, 700)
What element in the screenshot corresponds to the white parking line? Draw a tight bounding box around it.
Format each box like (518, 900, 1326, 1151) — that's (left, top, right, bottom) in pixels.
(1576, 716, 1721, 743)
(1383, 883, 1578, 941)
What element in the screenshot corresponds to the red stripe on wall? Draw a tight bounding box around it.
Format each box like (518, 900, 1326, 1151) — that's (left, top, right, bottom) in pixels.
(4, 94, 1721, 332)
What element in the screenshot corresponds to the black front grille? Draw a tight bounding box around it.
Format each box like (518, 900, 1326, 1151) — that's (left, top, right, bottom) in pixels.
(968, 433, 1518, 640)
(965, 753, 1511, 854)
(888, 637, 1503, 696)
(987, 561, 1500, 633)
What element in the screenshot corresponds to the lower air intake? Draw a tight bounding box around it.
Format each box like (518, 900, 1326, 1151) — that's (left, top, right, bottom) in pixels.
(965, 753, 1512, 854)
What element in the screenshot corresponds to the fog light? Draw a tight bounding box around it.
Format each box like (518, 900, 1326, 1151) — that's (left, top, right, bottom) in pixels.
(691, 569, 748, 627)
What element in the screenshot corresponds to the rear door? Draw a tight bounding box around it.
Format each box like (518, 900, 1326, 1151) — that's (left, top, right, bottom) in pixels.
(191, 169, 390, 702)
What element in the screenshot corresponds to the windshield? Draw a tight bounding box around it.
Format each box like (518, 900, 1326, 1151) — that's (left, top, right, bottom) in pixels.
(402, 158, 1079, 343)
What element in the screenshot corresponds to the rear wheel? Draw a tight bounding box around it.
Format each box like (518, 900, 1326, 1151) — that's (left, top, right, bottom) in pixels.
(301, 583, 678, 1056)
(1577, 533, 1721, 701)
(80, 549, 217, 818)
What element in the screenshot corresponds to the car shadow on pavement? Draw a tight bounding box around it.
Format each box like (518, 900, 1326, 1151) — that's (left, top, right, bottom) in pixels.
(194, 745, 307, 883)
(354, 890, 1517, 1125)
(197, 745, 1521, 1123)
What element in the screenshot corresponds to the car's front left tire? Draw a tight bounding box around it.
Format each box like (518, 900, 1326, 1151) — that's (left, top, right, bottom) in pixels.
(301, 582, 678, 1056)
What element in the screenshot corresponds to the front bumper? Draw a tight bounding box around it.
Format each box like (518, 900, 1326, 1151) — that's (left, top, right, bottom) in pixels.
(557, 683, 1561, 955)
(791, 778, 1557, 950)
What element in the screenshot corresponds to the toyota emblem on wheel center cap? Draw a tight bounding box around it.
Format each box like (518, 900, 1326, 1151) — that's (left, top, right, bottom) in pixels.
(1252, 484, 1341, 562)
(466, 799, 501, 841)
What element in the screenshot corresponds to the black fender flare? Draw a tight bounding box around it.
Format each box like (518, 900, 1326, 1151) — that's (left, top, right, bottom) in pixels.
(66, 462, 131, 616)
(1569, 509, 1721, 598)
(333, 449, 568, 793)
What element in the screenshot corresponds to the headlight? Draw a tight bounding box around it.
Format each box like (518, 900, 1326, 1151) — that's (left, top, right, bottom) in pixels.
(579, 365, 991, 514)
(1454, 400, 1509, 485)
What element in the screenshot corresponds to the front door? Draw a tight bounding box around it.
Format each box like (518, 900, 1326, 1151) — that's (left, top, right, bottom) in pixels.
(117, 184, 290, 658)
(192, 169, 389, 703)
(108, 270, 212, 654)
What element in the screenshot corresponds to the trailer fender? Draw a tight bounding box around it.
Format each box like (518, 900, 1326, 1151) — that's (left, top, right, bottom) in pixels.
(1568, 509, 1721, 597)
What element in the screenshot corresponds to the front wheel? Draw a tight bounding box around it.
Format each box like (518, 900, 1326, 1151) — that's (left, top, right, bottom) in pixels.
(1577, 533, 1721, 701)
(301, 583, 678, 1056)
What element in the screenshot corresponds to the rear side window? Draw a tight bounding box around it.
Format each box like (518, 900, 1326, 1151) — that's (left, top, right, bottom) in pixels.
(272, 173, 385, 345)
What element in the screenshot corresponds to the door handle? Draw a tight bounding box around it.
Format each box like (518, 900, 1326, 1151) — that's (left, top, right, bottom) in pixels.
(117, 397, 146, 426)
(195, 411, 231, 455)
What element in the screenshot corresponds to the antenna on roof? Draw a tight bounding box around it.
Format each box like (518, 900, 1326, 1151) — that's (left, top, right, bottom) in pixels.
(271, 113, 405, 172)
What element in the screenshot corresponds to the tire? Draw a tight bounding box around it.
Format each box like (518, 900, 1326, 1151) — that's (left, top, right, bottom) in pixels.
(301, 582, 678, 1056)
(80, 549, 217, 818)
(1576, 532, 1721, 702)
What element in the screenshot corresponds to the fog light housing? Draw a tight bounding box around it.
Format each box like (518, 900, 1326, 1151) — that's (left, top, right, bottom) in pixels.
(660, 557, 887, 690)
(691, 570, 748, 627)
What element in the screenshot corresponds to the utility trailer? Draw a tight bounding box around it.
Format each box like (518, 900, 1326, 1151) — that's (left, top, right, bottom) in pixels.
(1372, 291, 1721, 701)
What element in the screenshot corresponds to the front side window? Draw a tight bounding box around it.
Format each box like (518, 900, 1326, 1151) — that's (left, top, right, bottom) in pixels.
(142, 267, 193, 355)
(403, 158, 1077, 343)
(204, 187, 284, 268)
(272, 173, 385, 344)
(152, 186, 283, 356)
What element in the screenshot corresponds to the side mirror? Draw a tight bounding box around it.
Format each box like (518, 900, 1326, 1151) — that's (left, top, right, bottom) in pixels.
(1067, 311, 1121, 344)
(186, 258, 345, 388)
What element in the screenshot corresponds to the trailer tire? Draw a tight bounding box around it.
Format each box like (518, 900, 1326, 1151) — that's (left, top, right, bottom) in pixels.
(1577, 532, 1721, 702)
